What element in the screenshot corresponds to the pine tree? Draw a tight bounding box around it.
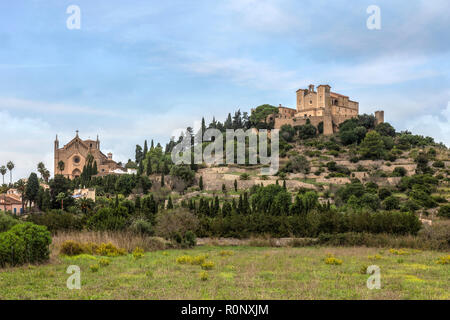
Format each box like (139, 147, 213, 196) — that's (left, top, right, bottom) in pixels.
(224, 113, 233, 129)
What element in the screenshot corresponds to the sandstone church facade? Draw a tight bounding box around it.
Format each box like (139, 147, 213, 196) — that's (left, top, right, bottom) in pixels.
(54, 131, 123, 179)
(270, 84, 384, 135)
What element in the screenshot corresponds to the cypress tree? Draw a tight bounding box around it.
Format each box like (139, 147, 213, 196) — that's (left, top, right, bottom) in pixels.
(199, 176, 204, 190)
(167, 196, 173, 209)
(146, 158, 152, 176)
(143, 140, 148, 158)
(161, 173, 165, 187)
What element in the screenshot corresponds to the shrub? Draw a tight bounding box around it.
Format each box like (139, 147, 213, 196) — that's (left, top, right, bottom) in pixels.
(240, 173, 250, 180)
(389, 248, 409, 255)
(324, 255, 342, 265)
(184, 231, 197, 247)
(129, 219, 153, 236)
(5, 223, 52, 264)
(155, 208, 198, 243)
(0, 213, 21, 233)
(437, 205, 450, 218)
(96, 242, 126, 257)
(132, 247, 145, 260)
(90, 264, 99, 272)
(435, 255, 450, 265)
(199, 271, 209, 281)
(201, 261, 215, 270)
(383, 196, 400, 210)
(432, 161, 445, 168)
(27, 211, 83, 233)
(191, 255, 206, 265)
(176, 255, 193, 264)
(99, 258, 110, 267)
(392, 167, 407, 177)
(0, 232, 26, 267)
(60, 240, 86, 256)
(219, 250, 234, 257)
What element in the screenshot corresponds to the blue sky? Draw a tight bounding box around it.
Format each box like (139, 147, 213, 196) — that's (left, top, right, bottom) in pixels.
(1, 0, 449, 179)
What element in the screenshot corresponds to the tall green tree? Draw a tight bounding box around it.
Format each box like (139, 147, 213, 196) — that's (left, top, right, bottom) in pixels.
(25, 172, 40, 208)
(359, 131, 385, 160)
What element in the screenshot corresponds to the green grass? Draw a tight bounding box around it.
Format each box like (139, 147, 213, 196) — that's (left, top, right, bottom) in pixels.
(0, 246, 448, 300)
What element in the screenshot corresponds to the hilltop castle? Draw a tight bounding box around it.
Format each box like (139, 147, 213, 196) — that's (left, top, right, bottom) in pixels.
(54, 131, 123, 179)
(270, 84, 384, 135)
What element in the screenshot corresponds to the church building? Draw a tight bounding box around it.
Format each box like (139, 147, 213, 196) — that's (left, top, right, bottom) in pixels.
(54, 131, 123, 179)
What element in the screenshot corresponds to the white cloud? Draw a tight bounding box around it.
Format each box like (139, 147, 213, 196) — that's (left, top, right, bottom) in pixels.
(329, 56, 438, 86)
(0, 111, 54, 181)
(0, 97, 120, 117)
(223, 0, 303, 33)
(403, 101, 450, 147)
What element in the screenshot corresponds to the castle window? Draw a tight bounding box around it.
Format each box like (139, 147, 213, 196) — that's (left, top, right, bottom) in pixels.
(309, 100, 312, 105)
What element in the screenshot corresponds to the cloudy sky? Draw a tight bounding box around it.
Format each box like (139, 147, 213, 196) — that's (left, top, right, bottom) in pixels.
(1, 0, 449, 180)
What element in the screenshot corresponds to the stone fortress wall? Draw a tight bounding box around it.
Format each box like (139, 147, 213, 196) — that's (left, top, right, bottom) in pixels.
(270, 84, 384, 135)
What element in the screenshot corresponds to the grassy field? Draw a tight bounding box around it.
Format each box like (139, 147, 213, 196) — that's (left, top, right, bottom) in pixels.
(0, 246, 448, 300)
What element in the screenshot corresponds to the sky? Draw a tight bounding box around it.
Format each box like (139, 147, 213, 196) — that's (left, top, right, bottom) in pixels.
(0, 0, 449, 180)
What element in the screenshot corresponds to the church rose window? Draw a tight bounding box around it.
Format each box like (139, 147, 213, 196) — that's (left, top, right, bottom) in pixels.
(73, 156, 81, 164)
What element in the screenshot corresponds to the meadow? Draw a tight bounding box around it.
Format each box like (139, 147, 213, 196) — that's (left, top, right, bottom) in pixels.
(0, 245, 448, 300)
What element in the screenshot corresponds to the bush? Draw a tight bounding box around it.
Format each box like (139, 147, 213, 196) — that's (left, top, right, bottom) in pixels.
(199, 271, 209, 281)
(129, 219, 154, 236)
(438, 205, 450, 218)
(132, 247, 145, 260)
(392, 167, 407, 177)
(0, 213, 21, 233)
(240, 173, 250, 180)
(0, 222, 51, 267)
(383, 196, 400, 210)
(27, 211, 83, 233)
(60, 240, 86, 256)
(99, 258, 110, 267)
(432, 161, 445, 168)
(96, 242, 126, 257)
(90, 264, 99, 272)
(155, 208, 198, 242)
(201, 261, 215, 270)
(324, 255, 342, 265)
(0, 232, 26, 267)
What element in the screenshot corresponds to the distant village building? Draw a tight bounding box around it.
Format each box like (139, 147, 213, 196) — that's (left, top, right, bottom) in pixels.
(270, 84, 384, 135)
(0, 192, 23, 215)
(54, 131, 124, 179)
(72, 188, 96, 202)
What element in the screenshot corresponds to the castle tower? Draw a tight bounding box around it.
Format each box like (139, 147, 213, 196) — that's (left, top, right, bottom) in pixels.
(317, 85, 331, 109)
(375, 110, 384, 125)
(296, 89, 306, 112)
